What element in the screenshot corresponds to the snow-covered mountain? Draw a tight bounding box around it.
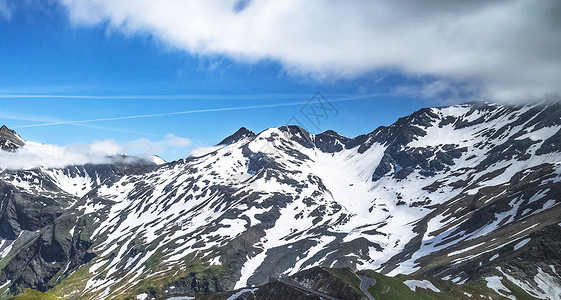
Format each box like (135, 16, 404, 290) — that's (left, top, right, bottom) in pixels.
(0, 125, 24, 152)
(1, 101, 561, 299)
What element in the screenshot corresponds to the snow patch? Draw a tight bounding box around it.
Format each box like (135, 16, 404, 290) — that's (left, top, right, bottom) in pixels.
(136, 293, 149, 300)
(529, 189, 550, 203)
(534, 267, 561, 300)
(513, 238, 530, 251)
(403, 280, 440, 293)
(448, 243, 485, 257)
(0, 280, 10, 290)
(150, 155, 166, 165)
(226, 288, 259, 300)
(485, 276, 515, 300)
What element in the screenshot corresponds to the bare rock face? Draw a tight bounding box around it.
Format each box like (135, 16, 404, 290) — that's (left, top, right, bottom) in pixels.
(0, 127, 158, 296)
(219, 127, 256, 145)
(0, 125, 25, 152)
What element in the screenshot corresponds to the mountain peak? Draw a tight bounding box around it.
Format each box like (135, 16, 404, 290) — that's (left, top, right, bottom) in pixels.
(277, 125, 311, 137)
(219, 127, 256, 145)
(318, 129, 347, 138)
(0, 125, 25, 152)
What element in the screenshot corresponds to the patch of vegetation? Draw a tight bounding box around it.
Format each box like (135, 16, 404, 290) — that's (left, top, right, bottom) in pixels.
(11, 289, 60, 300)
(46, 264, 92, 298)
(359, 269, 541, 300)
(463, 277, 539, 300)
(361, 270, 431, 300)
(105, 250, 229, 299)
(502, 278, 540, 300)
(78, 216, 101, 243)
(0, 285, 10, 298)
(324, 267, 365, 297)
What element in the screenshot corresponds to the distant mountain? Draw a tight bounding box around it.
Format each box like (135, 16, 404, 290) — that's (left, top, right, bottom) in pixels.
(0, 125, 25, 152)
(2, 101, 561, 300)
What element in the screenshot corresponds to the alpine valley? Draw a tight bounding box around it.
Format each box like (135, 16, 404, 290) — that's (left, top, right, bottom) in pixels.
(2, 101, 561, 300)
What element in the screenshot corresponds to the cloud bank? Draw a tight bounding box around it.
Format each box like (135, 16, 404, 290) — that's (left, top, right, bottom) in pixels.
(0, 140, 124, 170)
(58, 0, 561, 102)
(0, 134, 191, 169)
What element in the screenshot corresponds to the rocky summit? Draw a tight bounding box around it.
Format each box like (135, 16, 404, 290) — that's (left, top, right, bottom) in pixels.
(0, 126, 25, 152)
(1, 101, 561, 300)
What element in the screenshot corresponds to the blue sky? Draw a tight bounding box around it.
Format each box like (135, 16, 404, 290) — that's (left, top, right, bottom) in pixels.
(0, 1, 558, 162)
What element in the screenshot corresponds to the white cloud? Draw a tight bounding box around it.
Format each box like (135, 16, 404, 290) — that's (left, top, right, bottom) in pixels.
(89, 139, 123, 156)
(0, 134, 192, 169)
(189, 145, 224, 157)
(0, 141, 122, 169)
(395, 79, 482, 105)
(58, 0, 561, 102)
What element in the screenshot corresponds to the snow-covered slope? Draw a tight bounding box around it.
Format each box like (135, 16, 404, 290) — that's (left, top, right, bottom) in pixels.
(0, 144, 158, 297)
(2, 101, 561, 299)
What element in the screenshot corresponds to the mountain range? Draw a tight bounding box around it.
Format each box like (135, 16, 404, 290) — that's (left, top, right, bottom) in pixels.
(1, 101, 561, 300)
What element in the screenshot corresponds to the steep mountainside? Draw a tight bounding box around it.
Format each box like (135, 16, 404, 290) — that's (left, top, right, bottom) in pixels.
(2, 101, 561, 299)
(0, 134, 158, 297)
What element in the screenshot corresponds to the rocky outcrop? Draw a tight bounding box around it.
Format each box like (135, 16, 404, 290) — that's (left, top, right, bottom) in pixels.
(0, 125, 24, 152)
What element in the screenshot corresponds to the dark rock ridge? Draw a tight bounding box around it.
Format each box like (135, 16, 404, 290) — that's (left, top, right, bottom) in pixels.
(219, 127, 256, 145)
(0, 136, 158, 296)
(0, 125, 25, 152)
(161, 267, 367, 300)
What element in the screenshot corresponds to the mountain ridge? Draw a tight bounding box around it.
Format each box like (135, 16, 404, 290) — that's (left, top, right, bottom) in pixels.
(0, 125, 25, 152)
(1, 100, 561, 299)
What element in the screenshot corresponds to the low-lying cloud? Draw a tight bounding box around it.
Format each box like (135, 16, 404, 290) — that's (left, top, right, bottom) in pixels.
(0, 140, 123, 170)
(189, 145, 225, 158)
(58, 0, 561, 102)
(0, 134, 192, 169)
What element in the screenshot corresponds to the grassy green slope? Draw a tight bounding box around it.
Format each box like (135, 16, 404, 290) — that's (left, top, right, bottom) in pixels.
(12, 267, 542, 300)
(10, 289, 59, 300)
(359, 270, 540, 300)
(324, 267, 368, 297)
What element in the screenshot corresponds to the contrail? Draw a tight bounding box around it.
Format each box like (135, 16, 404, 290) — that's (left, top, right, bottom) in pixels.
(12, 94, 383, 128)
(0, 93, 313, 100)
(0, 111, 161, 137)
